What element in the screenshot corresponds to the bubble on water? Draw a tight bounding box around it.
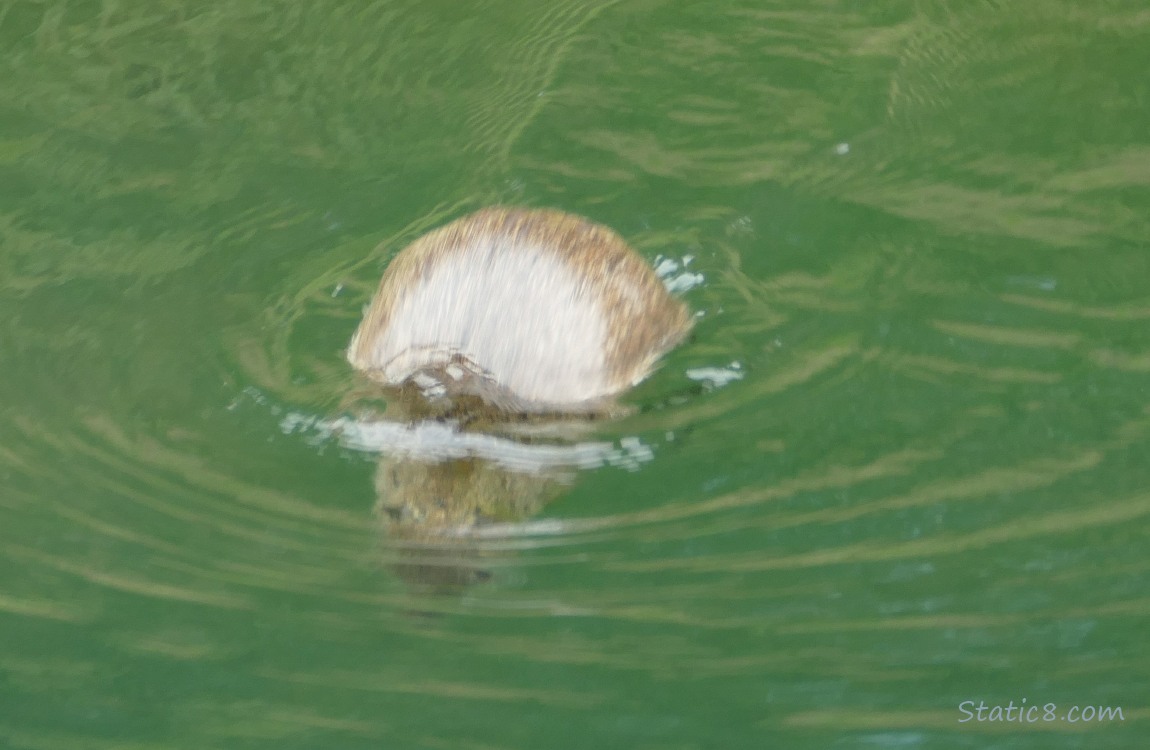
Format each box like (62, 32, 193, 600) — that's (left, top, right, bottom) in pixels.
(655, 254, 705, 293)
(685, 362, 745, 388)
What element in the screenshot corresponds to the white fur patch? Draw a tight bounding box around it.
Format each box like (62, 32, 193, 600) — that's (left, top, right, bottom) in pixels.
(365, 238, 610, 405)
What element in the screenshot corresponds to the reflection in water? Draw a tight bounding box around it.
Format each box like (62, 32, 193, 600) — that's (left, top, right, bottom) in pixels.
(284, 411, 654, 593)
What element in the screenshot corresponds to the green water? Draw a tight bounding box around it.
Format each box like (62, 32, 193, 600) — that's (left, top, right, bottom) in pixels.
(2, 1, 1148, 747)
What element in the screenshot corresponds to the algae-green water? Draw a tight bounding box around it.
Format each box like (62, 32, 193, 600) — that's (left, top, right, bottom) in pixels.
(2, 2, 1147, 748)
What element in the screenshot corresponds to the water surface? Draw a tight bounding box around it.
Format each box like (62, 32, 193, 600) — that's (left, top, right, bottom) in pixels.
(2, 1, 1148, 748)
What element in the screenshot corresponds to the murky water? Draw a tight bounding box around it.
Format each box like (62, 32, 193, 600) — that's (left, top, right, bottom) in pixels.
(2, 1, 1147, 747)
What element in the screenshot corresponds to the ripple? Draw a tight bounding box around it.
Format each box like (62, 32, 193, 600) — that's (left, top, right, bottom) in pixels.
(2, 1, 1149, 746)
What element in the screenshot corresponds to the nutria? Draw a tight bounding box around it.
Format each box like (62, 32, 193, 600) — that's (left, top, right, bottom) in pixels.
(347, 207, 692, 416)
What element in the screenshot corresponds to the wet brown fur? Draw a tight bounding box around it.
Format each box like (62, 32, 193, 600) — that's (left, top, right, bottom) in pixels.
(347, 207, 693, 414)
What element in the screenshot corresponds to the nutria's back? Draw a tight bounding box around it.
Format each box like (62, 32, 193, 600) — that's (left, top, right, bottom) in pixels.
(347, 207, 692, 414)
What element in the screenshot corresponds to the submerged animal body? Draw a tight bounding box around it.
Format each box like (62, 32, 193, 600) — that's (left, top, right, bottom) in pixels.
(347, 207, 692, 415)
